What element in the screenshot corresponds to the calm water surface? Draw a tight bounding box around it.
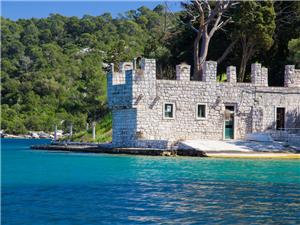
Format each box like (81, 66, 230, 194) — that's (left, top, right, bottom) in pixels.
(2, 138, 300, 224)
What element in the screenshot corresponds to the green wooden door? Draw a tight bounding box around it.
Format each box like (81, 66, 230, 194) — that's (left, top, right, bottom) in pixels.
(224, 106, 235, 139)
(225, 120, 234, 139)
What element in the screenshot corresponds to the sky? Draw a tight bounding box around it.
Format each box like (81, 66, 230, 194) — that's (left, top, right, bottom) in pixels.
(1, 1, 182, 20)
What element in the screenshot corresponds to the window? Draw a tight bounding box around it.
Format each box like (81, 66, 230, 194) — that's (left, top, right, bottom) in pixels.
(164, 103, 174, 119)
(276, 107, 285, 130)
(197, 104, 207, 119)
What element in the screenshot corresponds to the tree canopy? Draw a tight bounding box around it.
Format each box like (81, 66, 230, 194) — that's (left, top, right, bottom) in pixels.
(1, 7, 171, 134)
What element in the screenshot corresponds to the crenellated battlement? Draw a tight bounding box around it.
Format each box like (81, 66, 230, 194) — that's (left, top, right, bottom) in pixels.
(108, 62, 133, 85)
(284, 65, 300, 88)
(108, 58, 300, 110)
(108, 58, 156, 86)
(251, 63, 268, 87)
(108, 58, 299, 89)
(176, 63, 191, 81)
(226, 66, 237, 83)
(107, 58, 157, 109)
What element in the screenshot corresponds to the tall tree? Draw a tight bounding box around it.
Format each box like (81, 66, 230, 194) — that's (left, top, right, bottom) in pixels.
(182, 0, 232, 80)
(232, 1, 275, 81)
(263, 1, 300, 86)
(288, 38, 300, 67)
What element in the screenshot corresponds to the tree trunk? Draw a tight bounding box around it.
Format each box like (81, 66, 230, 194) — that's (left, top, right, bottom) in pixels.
(217, 39, 238, 64)
(198, 32, 210, 80)
(239, 55, 247, 82)
(200, 34, 210, 63)
(238, 37, 255, 82)
(193, 31, 202, 80)
(194, 30, 210, 81)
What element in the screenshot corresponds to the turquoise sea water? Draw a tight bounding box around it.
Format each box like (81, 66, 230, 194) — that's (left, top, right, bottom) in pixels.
(2, 138, 300, 224)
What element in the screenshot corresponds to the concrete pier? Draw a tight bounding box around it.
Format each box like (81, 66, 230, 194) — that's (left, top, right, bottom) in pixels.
(30, 141, 300, 159)
(30, 143, 206, 157)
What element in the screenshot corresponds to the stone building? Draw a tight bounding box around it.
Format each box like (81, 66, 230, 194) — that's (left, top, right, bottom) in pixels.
(107, 58, 300, 148)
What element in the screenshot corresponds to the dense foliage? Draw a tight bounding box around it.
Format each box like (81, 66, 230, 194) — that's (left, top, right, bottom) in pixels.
(172, 1, 299, 82)
(1, 2, 299, 135)
(1, 6, 172, 134)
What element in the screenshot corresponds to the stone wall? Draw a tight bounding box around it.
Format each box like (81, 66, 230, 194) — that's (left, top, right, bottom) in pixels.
(135, 81, 256, 142)
(176, 63, 191, 81)
(111, 108, 137, 147)
(108, 58, 300, 148)
(251, 63, 268, 87)
(284, 65, 300, 88)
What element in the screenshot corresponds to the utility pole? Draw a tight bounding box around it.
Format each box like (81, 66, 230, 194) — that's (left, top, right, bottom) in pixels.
(69, 123, 73, 138)
(54, 124, 57, 142)
(92, 122, 96, 141)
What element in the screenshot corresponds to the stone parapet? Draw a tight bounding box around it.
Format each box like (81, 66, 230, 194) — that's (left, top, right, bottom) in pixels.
(226, 66, 237, 83)
(285, 65, 300, 88)
(251, 63, 268, 86)
(203, 61, 217, 82)
(176, 63, 191, 81)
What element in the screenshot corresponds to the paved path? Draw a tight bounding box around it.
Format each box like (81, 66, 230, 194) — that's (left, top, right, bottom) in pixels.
(180, 139, 294, 152)
(206, 152, 300, 159)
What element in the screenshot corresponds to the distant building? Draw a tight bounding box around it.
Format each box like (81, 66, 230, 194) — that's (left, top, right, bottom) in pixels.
(107, 58, 300, 148)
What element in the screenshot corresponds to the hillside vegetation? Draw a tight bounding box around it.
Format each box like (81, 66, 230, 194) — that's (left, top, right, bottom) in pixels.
(1, 5, 172, 134)
(63, 113, 112, 143)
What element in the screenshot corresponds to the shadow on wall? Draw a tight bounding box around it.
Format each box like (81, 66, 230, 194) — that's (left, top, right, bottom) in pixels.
(112, 108, 169, 149)
(112, 108, 137, 148)
(265, 108, 300, 131)
(263, 109, 300, 144)
(286, 109, 300, 129)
